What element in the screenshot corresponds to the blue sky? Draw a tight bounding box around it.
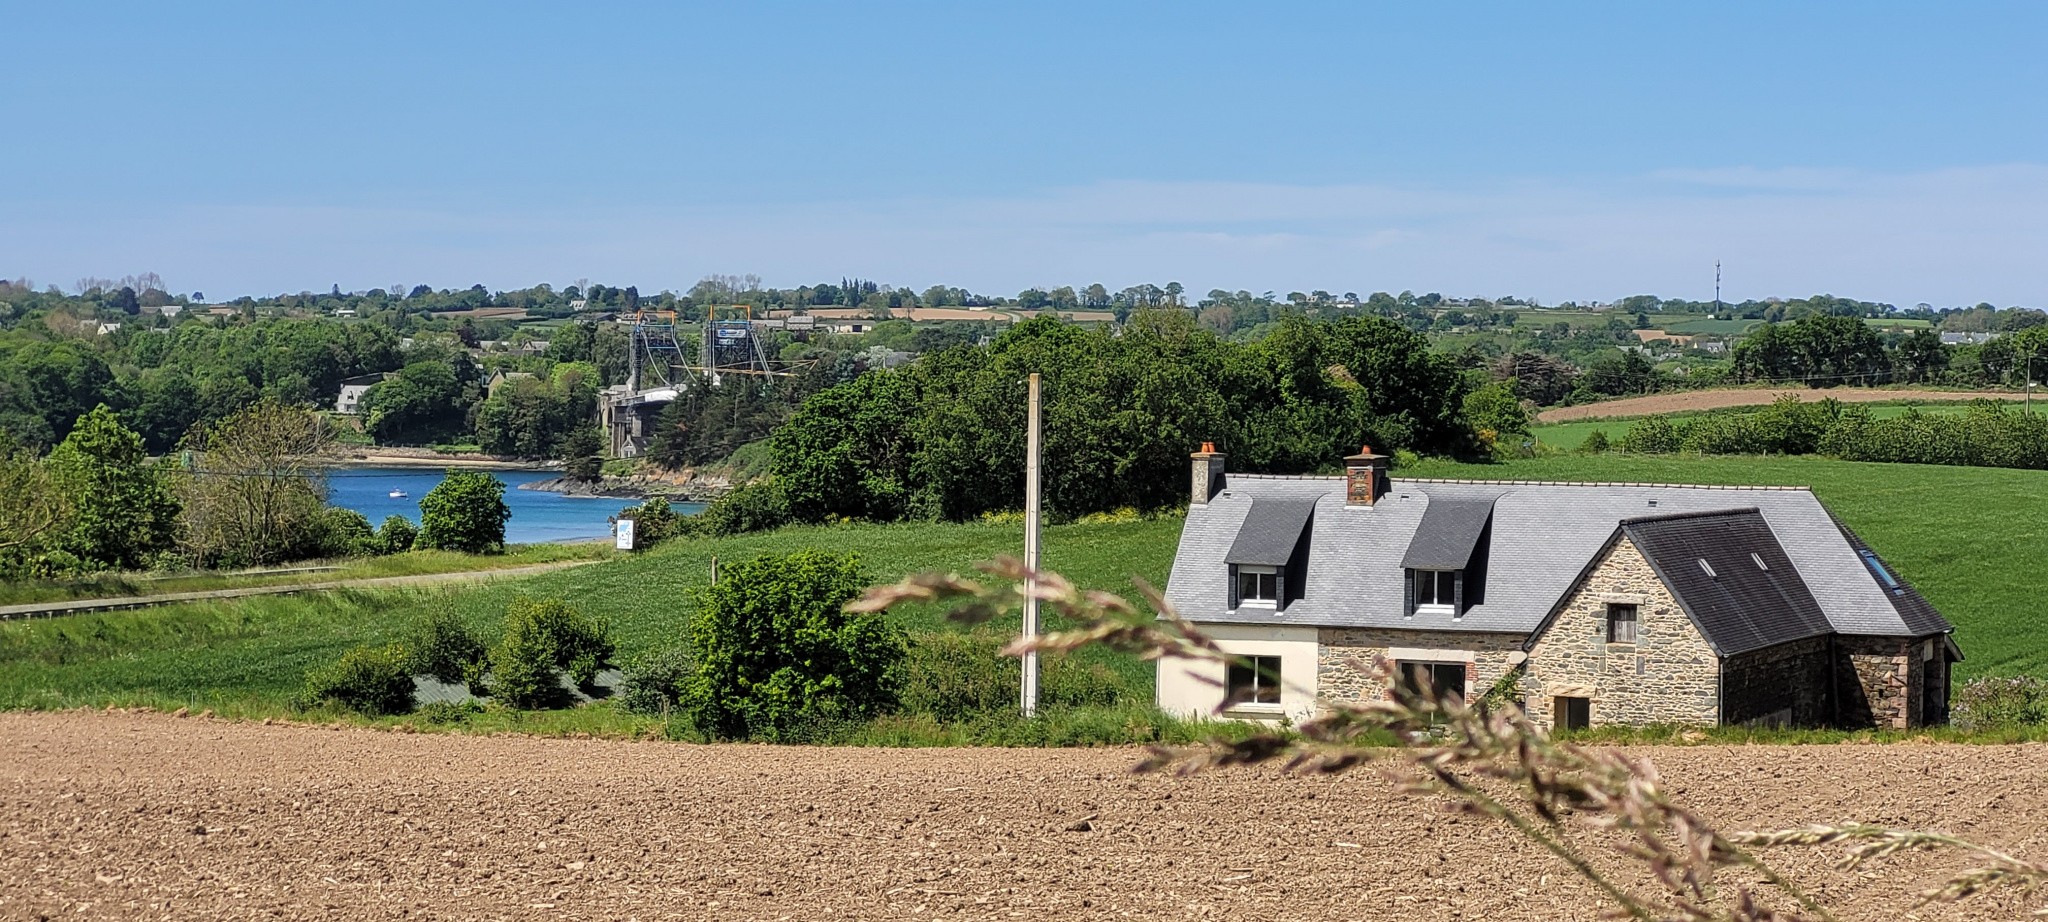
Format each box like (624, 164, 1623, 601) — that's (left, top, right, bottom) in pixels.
(4, 1, 2044, 305)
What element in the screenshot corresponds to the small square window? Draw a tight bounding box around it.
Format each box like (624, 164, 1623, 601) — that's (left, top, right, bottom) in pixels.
(1554, 696, 1590, 730)
(1235, 566, 1279, 608)
(1606, 603, 1638, 644)
(1225, 655, 1282, 706)
(1410, 570, 1460, 614)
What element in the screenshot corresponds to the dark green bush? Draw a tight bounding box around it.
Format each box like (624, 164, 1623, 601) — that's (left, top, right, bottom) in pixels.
(1952, 675, 2048, 731)
(377, 515, 418, 554)
(316, 507, 379, 557)
(617, 496, 680, 547)
(403, 609, 487, 684)
(1822, 402, 2048, 470)
(687, 550, 904, 741)
(300, 644, 415, 716)
(487, 596, 614, 709)
(1579, 429, 1610, 453)
(416, 470, 511, 553)
(616, 647, 695, 716)
(1619, 415, 1680, 453)
(694, 480, 790, 537)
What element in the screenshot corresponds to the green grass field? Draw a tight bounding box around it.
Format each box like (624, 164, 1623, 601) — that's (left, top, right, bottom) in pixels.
(1657, 317, 1758, 335)
(1512, 310, 1610, 328)
(0, 543, 610, 607)
(0, 517, 1184, 719)
(3, 455, 2041, 735)
(1530, 402, 1987, 451)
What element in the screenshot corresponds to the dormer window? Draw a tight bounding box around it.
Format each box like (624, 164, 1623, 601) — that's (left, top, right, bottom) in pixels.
(1223, 497, 1314, 613)
(1234, 565, 1281, 609)
(1407, 569, 1464, 617)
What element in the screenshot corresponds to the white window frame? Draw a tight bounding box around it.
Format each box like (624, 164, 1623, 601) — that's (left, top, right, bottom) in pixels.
(1410, 568, 1459, 617)
(1225, 654, 1285, 711)
(1235, 565, 1280, 609)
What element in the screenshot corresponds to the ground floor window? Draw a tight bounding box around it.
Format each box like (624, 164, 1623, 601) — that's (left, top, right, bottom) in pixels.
(1554, 696, 1590, 730)
(1226, 655, 1282, 707)
(1395, 661, 1466, 703)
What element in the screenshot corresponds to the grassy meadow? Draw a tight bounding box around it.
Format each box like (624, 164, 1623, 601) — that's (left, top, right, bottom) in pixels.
(0, 516, 1186, 726)
(0, 542, 610, 607)
(2, 454, 2042, 739)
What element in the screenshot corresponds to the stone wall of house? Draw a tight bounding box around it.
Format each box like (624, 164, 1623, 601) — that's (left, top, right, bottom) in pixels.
(1721, 636, 1832, 727)
(1522, 536, 1720, 730)
(1316, 628, 1527, 708)
(1835, 635, 1924, 729)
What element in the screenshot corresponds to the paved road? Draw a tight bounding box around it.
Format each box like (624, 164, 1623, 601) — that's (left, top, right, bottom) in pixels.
(0, 560, 600, 620)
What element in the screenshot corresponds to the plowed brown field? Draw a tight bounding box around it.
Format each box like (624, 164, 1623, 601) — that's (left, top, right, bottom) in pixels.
(3, 712, 2044, 921)
(1536, 388, 2024, 423)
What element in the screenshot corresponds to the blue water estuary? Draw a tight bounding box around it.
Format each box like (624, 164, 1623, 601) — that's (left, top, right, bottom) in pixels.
(327, 468, 701, 545)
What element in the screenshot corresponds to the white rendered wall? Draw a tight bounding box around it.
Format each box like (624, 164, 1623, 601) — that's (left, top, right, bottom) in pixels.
(1156, 622, 1321, 724)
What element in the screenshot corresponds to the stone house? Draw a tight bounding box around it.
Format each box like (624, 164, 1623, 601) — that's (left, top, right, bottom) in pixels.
(1158, 447, 1959, 730)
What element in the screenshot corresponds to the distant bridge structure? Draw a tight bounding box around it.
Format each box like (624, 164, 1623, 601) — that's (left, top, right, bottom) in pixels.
(600, 307, 806, 458)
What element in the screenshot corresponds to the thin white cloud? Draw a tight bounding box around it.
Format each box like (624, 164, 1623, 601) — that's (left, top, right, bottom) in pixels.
(4, 165, 2045, 307)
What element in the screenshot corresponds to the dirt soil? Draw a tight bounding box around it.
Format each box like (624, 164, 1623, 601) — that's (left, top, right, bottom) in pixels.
(1537, 388, 2025, 423)
(3, 712, 2044, 921)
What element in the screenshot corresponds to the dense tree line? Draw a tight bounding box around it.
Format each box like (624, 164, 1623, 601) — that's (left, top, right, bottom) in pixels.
(6, 274, 2047, 474)
(766, 311, 1473, 524)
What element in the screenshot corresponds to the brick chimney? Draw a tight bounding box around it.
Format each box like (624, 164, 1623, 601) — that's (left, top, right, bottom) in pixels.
(1345, 445, 1390, 507)
(1190, 442, 1226, 506)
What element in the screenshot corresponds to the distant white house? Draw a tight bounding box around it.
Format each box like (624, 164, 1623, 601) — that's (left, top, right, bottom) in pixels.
(334, 373, 391, 415)
(334, 308, 357, 318)
(1939, 331, 2001, 346)
(95, 322, 122, 336)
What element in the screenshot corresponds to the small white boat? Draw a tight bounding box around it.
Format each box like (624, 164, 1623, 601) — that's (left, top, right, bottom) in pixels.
(388, 490, 409, 499)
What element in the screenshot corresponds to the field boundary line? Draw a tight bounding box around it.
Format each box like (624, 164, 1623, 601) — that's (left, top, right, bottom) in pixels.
(0, 560, 600, 621)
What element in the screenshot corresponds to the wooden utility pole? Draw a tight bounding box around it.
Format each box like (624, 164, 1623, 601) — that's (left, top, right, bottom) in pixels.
(1022, 372, 1042, 718)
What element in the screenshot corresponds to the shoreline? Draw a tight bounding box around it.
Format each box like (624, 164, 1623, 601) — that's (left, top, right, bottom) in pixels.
(330, 453, 549, 471)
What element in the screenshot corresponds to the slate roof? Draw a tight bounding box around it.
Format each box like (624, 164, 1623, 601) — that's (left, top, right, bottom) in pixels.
(1830, 514, 1952, 637)
(1619, 509, 1834, 656)
(1224, 498, 1317, 566)
(1400, 494, 1498, 570)
(1164, 475, 1951, 643)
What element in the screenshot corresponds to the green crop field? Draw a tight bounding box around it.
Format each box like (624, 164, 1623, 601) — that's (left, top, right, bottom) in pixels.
(1511, 310, 1609, 328)
(3, 455, 2040, 731)
(1657, 317, 1758, 335)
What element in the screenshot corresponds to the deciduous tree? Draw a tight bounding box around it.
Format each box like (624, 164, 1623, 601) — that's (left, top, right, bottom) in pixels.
(48, 405, 179, 570)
